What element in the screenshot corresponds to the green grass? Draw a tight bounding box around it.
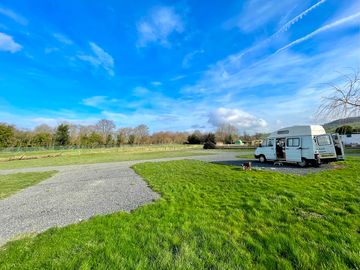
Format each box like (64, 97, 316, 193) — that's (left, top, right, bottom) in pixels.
(0, 145, 207, 170)
(345, 148, 360, 155)
(0, 157, 359, 269)
(0, 171, 56, 199)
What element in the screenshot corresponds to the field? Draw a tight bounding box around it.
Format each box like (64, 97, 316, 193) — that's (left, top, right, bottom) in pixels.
(0, 156, 359, 269)
(0, 145, 204, 170)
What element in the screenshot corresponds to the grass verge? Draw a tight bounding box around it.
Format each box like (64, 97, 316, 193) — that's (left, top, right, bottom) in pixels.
(0, 158, 359, 269)
(0, 171, 56, 199)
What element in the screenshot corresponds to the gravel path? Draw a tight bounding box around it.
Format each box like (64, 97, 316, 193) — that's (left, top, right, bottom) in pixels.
(0, 151, 334, 245)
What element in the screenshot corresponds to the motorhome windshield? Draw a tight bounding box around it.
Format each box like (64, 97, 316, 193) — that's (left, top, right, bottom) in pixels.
(317, 135, 331, 146)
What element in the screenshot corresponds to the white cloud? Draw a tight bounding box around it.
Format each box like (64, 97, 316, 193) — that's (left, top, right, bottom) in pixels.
(151, 81, 162, 86)
(82, 96, 122, 109)
(53, 33, 73, 45)
(0, 32, 22, 53)
(78, 42, 115, 76)
(182, 49, 204, 68)
(208, 108, 267, 131)
(133, 86, 150, 96)
(0, 7, 28, 25)
(136, 6, 184, 47)
(227, 0, 297, 33)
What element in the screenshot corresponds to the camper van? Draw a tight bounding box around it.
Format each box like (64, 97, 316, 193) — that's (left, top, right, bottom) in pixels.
(254, 125, 344, 167)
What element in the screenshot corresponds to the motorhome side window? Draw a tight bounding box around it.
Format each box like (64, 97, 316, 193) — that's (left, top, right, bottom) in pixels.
(287, 138, 300, 147)
(317, 135, 331, 146)
(267, 139, 274, 147)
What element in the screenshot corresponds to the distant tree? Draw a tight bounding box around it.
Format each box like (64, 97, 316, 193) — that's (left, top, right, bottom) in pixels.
(34, 124, 53, 134)
(317, 69, 360, 120)
(0, 123, 15, 148)
(203, 133, 217, 149)
(215, 123, 239, 143)
(117, 127, 133, 145)
(55, 124, 70, 146)
(335, 125, 353, 135)
(105, 134, 114, 146)
(95, 119, 116, 143)
(224, 134, 233, 144)
(128, 134, 135, 145)
(87, 132, 103, 147)
(13, 130, 32, 147)
(187, 130, 204, 144)
(32, 132, 53, 147)
(133, 124, 149, 144)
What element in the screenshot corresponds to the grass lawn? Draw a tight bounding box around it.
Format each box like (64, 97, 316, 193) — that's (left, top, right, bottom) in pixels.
(0, 145, 207, 170)
(0, 158, 359, 269)
(0, 171, 56, 199)
(345, 148, 360, 155)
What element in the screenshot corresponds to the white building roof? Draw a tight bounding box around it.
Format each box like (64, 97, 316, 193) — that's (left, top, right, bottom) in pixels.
(269, 125, 326, 138)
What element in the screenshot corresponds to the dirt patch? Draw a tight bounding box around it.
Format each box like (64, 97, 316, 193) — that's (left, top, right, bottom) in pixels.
(0, 153, 63, 162)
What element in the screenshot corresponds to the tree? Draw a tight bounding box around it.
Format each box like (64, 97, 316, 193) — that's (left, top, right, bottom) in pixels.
(128, 134, 135, 145)
(55, 124, 70, 146)
(187, 131, 203, 144)
(34, 124, 53, 134)
(32, 132, 53, 147)
(133, 124, 149, 144)
(203, 133, 216, 149)
(335, 125, 353, 135)
(215, 123, 239, 143)
(95, 119, 115, 144)
(0, 123, 15, 147)
(317, 70, 360, 120)
(87, 132, 103, 147)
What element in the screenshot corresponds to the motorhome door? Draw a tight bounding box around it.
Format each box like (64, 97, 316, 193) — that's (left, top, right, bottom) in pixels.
(285, 137, 302, 162)
(331, 133, 345, 160)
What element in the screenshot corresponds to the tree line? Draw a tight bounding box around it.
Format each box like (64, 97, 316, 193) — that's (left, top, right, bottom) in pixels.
(0, 120, 265, 149)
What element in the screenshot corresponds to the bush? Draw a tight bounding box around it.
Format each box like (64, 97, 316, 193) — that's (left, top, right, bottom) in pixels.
(203, 133, 216, 149)
(203, 141, 216, 149)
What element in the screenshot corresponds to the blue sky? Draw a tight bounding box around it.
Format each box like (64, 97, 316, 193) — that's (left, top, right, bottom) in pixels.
(0, 0, 359, 133)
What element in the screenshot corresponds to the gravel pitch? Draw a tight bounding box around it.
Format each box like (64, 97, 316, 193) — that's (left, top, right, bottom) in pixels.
(0, 151, 334, 245)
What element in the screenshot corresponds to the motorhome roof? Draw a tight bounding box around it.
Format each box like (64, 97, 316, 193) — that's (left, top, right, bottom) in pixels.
(269, 125, 326, 138)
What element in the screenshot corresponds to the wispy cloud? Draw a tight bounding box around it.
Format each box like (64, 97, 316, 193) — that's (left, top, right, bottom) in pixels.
(53, 33, 73, 45)
(182, 49, 204, 68)
(275, 0, 327, 35)
(78, 42, 115, 76)
(227, 0, 296, 33)
(225, 0, 328, 63)
(275, 12, 360, 54)
(82, 96, 119, 108)
(136, 6, 184, 47)
(0, 32, 22, 53)
(0, 7, 28, 25)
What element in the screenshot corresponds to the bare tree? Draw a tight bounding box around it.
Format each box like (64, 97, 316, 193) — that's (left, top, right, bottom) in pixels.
(95, 119, 115, 143)
(316, 70, 360, 120)
(215, 123, 239, 143)
(34, 124, 54, 134)
(133, 124, 149, 144)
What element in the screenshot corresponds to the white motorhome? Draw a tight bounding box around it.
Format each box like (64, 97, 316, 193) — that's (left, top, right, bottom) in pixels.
(254, 125, 344, 167)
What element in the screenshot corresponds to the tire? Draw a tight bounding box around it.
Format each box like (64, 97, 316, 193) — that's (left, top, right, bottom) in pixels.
(312, 160, 321, 167)
(297, 158, 308, 168)
(259, 155, 266, 163)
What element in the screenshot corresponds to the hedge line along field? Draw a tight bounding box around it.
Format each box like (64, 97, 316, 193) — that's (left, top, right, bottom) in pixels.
(0, 157, 359, 269)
